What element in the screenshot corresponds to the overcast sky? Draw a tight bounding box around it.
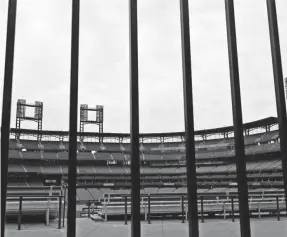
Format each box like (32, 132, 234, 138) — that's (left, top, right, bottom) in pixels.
(0, 0, 286, 134)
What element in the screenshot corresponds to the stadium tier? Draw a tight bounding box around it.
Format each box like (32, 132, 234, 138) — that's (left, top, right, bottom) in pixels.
(5, 116, 285, 221)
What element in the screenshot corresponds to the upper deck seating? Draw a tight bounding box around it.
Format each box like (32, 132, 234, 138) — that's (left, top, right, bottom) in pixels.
(144, 154, 162, 160)
(82, 143, 101, 151)
(144, 187, 159, 194)
(142, 167, 160, 174)
(259, 130, 279, 143)
(42, 165, 61, 174)
(9, 150, 22, 159)
(110, 153, 126, 161)
(9, 140, 18, 149)
(41, 141, 60, 150)
(161, 154, 180, 160)
(24, 165, 42, 173)
(159, 167, 178, 173)
(58, 152, 68, 160)
(104, 143, 121, 151)
(78, 166, 96, 174)
(196, 166, 213, 173)
(94, 153, 112, 160)
(22, 151, 41, 159)
(111, 166, 127, 174)
(94, 166, 112, 174)
(42, 152, 57, 159)
(8, 164, 25, 172)
(78, 152, 94, 160)
(20, 140, 39, 150)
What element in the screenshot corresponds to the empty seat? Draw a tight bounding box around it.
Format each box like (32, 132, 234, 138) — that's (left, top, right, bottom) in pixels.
(24, 165, 42, 173)
(8, 164, 25, 173)
(22, 151, 41, 159)
(42, 166, 61, 174)
(78, 166, 96, 174)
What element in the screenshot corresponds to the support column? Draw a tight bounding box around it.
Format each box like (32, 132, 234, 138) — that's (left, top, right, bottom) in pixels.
(225, 0, 251, 236)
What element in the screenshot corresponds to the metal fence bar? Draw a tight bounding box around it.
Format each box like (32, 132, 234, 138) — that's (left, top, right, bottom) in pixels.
(179, 0, 199, 236)
(224, 1, 251, 237)
(17, 197, 23, 230)
(181, 196, 185, 223)
(62, 186, 67, 228)
(266, 0, 287, 206)
(129, 0, 141, 236)
(148, 195, 151, 224)
(1, 0, 17, 236)
(201, 196, 204, 223)
(88, 201, 91, 218)
(58, 196, 62, 229)
(67, 0, 80, 236)
(276, 196, 280, 221)
(231, 196, 235, 222)
(125, 196, 128, 225)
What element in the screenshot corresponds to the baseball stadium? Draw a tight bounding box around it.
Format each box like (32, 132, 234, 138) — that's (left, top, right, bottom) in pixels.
(2, 0, 287, 237)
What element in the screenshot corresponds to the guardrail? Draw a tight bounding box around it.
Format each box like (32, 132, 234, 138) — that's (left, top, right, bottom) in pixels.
(97, 193, 286, 223)
(6, 195, 65, 230)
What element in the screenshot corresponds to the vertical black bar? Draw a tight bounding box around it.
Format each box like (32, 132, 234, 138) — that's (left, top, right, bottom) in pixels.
(17, 197, 22, 230)
(125, 196, 128, 225)
(88, 201, 91, 218)
(129, 0, 141, 236)
(231, 197, 235, 222)
(1, 0, 17, 235)
(58, 196, 62, 229)
(67, 0, 80, 236)
(276, 196, 280, 221)
(62, 186, 66, 228)
(180, 0, 199, 236)
(181, 196, 185, 223)
(224, 1, 251, 237)
(148, 195, 151, 224)
(266, 0, 287, 204)
(201, 196, 204, 223)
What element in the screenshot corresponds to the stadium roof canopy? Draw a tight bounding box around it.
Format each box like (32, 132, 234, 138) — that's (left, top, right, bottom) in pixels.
(9, 116, 278, 138)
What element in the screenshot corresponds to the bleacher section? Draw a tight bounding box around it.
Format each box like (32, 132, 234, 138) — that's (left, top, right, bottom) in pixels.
(6, 117, 286, 221)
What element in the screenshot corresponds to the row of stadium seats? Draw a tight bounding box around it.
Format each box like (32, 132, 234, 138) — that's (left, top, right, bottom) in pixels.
(7, 160, 281, 174)
(9, 130, 279, 152)
(8, 142, 281, 161)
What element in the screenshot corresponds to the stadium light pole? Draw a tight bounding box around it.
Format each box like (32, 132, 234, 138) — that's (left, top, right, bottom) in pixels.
(1, 0, 17, 236)
(224, 1, 251, 237)
(179, 0, 199, 237)
(266, 0, 287, 205)
(129, 0, 141, 236)
(67, 0, 80, 237)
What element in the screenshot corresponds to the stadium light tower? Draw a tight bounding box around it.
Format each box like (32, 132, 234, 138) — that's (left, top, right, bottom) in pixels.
(79, 104, 104, 142)
(16, 99, 43, 141)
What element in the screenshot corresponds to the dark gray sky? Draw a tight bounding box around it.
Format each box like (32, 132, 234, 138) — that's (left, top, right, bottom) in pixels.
(0, 0, 286, 133)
